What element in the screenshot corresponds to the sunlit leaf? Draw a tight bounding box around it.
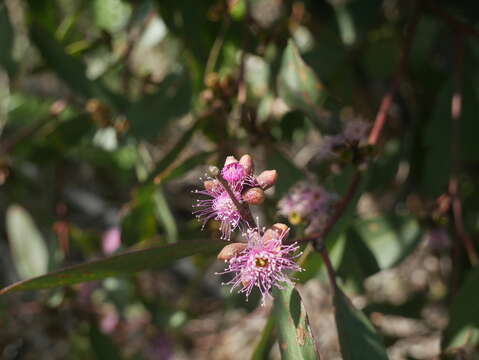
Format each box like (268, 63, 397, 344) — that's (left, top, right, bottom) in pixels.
(277, 40, 327, 126)
(354, 215, 421, 269)
(0, 239, 223, 295)
(442, 267, 479, 350)
(273, 285, 319, 360)
(6, 204, 49, 280)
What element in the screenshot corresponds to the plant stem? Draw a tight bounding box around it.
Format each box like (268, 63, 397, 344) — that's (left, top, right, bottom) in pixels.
(216, 173, 257, 229)
(448, 32, 479, 266)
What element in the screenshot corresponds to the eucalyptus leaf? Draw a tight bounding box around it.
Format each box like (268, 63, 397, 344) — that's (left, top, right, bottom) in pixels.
(6, 204, 49, 280)
(0, 239, 223, 295)
(334, 287, 389, 360)
(273, 285, 319, 360)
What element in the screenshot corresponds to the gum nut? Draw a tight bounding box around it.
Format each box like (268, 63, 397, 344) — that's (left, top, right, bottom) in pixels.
(239, 154, 254, 174)
(263, 223, 290, 243)
(224, 156, 238, 166)
(208, 166, 219, 176)
(217, 243, 247, 261)
(271, 223, 289, 234)
(243, 187, 265, 205)
(204, 179, 221, 192)
(256, 170, 278, 190)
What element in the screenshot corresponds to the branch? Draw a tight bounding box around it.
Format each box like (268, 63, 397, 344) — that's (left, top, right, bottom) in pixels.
(448, 32, 479, 266)
(216, 173, 257, 229)
(368, 5, 421, 146)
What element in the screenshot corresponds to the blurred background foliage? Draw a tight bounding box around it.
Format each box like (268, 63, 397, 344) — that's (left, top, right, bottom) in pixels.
(1, 0, 479, 359)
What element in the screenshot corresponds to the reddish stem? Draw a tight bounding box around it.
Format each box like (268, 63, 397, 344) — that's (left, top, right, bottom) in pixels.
(216, 173, 257, 229)
(448, 33, 479, 266)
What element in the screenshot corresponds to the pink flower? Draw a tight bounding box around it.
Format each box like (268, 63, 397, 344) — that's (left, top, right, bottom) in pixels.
(218, 228, 302, 305)
(194, 182, 243, 240)
(194, 159, 254, 240)
(278, 182, 337, 226)
(221, 162, 246, 183)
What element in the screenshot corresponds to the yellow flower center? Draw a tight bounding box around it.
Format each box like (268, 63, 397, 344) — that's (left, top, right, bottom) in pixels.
(289, 211, 302, 225)
(255, 257, 269, 267)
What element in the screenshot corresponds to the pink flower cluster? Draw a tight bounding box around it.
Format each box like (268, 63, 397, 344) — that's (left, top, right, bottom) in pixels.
(193, 155, 276, 240)
(193, 155, 302, 304)
(278, 182, 338, 235)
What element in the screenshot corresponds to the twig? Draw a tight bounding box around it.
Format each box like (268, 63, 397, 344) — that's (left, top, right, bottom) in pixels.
(368, 4, 421, 146)
(317, 243, 338, 294)
(293, 172, 362, 245)
(216, 173, 257, 229)
(448, 32, 479, 266)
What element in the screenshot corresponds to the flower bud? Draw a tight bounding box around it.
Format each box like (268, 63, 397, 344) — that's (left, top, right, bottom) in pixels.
(217, 243, 247, 261)
(256, 170, 277, 190)
(204, 179, 221, 192)
(239, 154, 254, 175)
(208, 166, 219, 177)
(263, 223, 289, 243)
(242, 187, 265, 205)
(224, 156, 238, 166)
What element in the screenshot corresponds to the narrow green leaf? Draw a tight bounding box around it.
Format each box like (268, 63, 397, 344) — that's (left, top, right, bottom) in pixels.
(334, 287, 389, 360)
(0, 3, 17, 77)
(337, 228, 380, 292)
(250, 312, 276, 360)
(127, 72, 192, 139)
(29, 23, 126, 111)
(442, 267, 479, 350)
(273, 285, 319, 360)
(354, 215, 421, 269)
(277, 40, 327, 126)
(154, 186, 178, 244)
(6, 204, 49, 280)
(0, 239, 223, 295)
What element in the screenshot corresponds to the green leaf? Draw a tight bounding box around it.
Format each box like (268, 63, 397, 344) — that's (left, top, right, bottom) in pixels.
(6, 204, 49, 280)
(0, 239, 223, 295)
(334, 287, 389, 360)
(337, 228, 381, 292)
(127, 72, 192, 139)
(0, 3, 17, 77)
(154, 186, 178, 244)
(250, 311, 276, 360)
(29, 23, 126, 111)
(273, 285, 319, 360)
(354, 215, 421, 269)
(89, 324, 123, 360)
(442, 267, 479, 350)
(277, 40, 327, 126)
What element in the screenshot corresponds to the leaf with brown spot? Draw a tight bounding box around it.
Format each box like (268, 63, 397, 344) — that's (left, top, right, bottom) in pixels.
(273, 285, 320, 359)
